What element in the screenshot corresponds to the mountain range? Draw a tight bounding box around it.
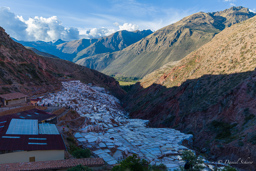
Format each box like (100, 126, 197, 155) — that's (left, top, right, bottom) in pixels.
(14, 30, 152, 63)
(92, 6, 255, 78)
(14, 7, 254, 79)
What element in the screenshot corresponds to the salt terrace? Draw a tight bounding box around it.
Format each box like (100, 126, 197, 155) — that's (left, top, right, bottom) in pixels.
(37, 81, 201, 170)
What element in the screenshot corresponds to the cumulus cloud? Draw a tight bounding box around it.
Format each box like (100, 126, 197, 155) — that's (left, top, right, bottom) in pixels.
(0, 7, 27, 40)
(0, 7, 142, 41)
(78, 22, 140, 39)
(18, 15, 80, 42)
(118, 23, 139, 31)
(79, 27, 116, 39)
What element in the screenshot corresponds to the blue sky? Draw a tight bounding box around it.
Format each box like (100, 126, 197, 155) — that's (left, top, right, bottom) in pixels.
(0, 0, 255, 41)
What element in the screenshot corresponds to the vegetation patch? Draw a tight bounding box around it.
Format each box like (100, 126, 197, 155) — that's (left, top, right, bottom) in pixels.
(112, 154, 167, 171)
(209, 120, 237, 140)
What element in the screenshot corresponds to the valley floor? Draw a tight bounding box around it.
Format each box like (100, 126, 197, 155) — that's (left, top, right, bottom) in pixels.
(38, 80, 223, 170)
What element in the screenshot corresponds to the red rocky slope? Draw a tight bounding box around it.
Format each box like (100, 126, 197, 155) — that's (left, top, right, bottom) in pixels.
(0, 27, 125, 98)
(123, 16, 256, 170)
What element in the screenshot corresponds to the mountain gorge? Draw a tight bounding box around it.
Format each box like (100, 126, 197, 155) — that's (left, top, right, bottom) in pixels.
(123, 15, 256, 170)
(0, 27, 125, 98)
(79, 6, 254, 78)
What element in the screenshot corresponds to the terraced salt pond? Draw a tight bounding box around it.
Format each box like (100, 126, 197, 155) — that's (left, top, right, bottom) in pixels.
(38, 80, 210, 170)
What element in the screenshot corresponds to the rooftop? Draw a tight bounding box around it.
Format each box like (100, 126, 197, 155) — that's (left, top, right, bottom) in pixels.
(0, 109, 65, 151)
(0, 92, 27, 100)
(0, 158, 105, 171)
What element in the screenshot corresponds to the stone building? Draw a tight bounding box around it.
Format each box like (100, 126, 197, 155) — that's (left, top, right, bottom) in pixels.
(0, 92, 27, 106)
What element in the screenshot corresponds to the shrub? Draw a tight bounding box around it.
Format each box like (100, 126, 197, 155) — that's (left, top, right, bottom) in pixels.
(112, 154, 149, 171)
(112, 154, 167, 171)
(221, 166, 237, 171)
(178, 150, 205, 171)
(72, 148, 91, 158)
(209, 121, 237, 140)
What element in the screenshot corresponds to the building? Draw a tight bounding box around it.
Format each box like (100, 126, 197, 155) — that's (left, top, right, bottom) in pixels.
(0, 92, 27, 106)
(0, 158, 105, 170)
(30, 98, 41, 106)
(0, 109, 65, 164)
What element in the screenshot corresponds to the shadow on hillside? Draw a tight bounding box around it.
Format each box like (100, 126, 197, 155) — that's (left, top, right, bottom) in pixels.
(122, 69, 256, 170)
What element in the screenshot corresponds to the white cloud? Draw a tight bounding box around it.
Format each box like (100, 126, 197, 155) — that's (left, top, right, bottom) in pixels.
(0, 7, 27, 40)
(249, 9, 256, 13)
(18, 15, 80, 42)
(118, 23, 139, 31)
(78, 22, 140, 39)
(79, 27, 116, 39)
(0, 7, 134, 41)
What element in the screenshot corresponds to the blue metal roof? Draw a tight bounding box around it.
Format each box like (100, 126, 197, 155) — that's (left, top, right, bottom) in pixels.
(6, 119, 38, 135)
(39, 123, 59, 135)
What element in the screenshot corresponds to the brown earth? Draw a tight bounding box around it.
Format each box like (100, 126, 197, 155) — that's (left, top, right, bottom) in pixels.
(0, 27, 125, 99)
(123, 15, 256, 170)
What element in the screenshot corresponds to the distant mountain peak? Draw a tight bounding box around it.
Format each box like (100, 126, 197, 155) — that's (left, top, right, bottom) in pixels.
(52, 39, 66, 45)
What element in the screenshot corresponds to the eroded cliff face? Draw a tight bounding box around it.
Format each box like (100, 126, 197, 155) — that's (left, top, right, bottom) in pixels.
(123, 16, 256, 170)
(0, 27, 125, 98)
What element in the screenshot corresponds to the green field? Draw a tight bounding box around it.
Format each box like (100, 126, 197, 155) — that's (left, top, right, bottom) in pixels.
(118, 81, 137, 86)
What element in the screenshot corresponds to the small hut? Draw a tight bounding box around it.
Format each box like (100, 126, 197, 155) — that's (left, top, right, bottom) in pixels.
(0, 92, 27, 106)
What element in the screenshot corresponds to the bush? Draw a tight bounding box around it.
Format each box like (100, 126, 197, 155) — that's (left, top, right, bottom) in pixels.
(112, 154, 149, 171)
(178, 150, 205, 171)
(221, 166, 237, 171)
(72, 148, 91, 158)
(67, 164, 92, 171)
(209, 121, 237, 140)
(112, 154, 167, 171)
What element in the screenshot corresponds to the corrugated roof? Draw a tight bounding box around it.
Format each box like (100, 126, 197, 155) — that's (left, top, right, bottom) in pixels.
(0, 134, 65, 151)
(6, 119, 38, 135)
(39, 123, 59, 135)
(0, 92, 27, 100)
(0, 109, 65, 151)
(0, 158, 105, 171)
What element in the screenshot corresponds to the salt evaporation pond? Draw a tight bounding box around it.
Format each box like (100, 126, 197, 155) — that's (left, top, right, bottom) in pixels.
(38, 80, 217, 171)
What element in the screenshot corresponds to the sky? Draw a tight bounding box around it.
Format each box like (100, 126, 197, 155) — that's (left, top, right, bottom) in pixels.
(0, 0, 255, 42)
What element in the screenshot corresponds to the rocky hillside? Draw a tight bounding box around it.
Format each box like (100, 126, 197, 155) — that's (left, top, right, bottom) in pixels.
(56, 38, 98, 57)
(81, 6, 254, 78)
(14, 39, 74, 61)
(74, 30, 152, 63)
(0, 27, 125, 98)
(14, 30, 151, 64)
(123, 16, 256, 170)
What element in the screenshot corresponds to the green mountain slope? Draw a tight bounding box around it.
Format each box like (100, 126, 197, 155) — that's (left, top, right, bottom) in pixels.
(73, 30, 153, 62)
(76, 6, 254, 78)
